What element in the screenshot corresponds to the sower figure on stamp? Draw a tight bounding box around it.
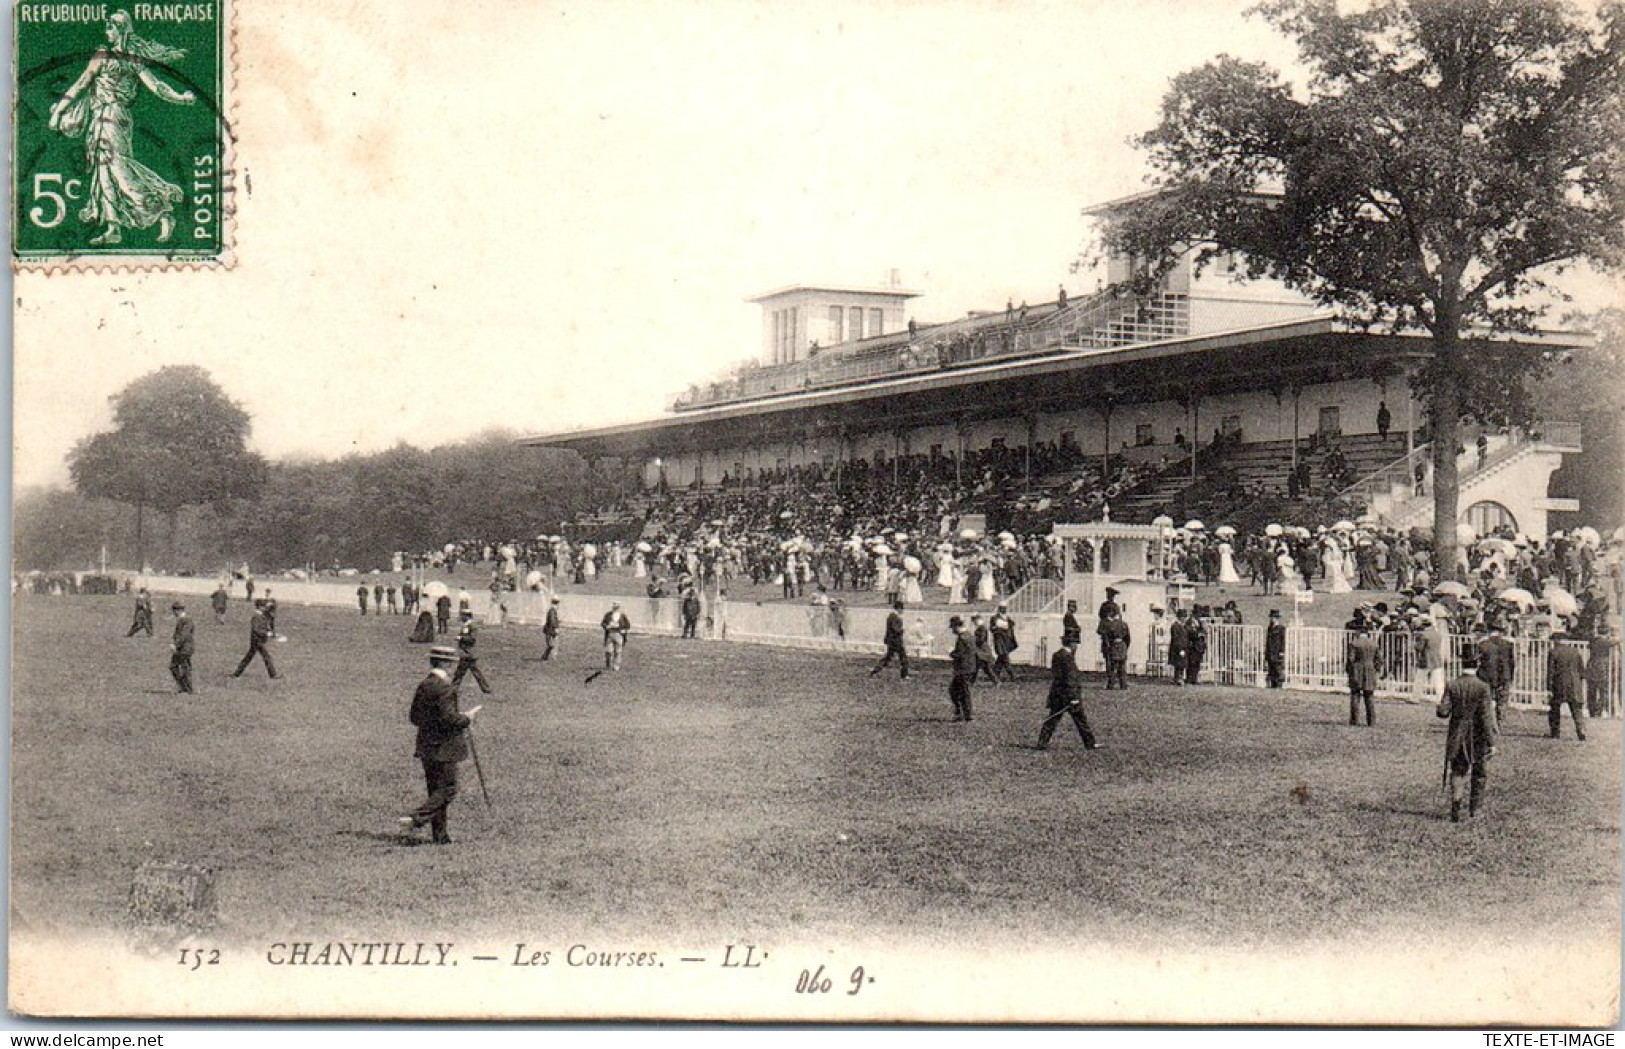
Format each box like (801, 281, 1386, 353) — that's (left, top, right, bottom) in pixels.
(46, 11, 196, 246)
(400, 646, 478, 845)
(230, 600, 279, 680)
(1038, 636, 1099, 751)
(126, 587, 154, 637)
(451, 612, 494, 695)
(1438, 648, 1497, 822)
(168, 601, 194, 694)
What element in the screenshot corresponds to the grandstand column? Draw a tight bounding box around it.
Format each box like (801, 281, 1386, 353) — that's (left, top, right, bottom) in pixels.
(955, 416, 968, 487)
(1024, 412, 1038, 489)
(1099, 400, 1113, 478)
(1290, 386, 1301, 474)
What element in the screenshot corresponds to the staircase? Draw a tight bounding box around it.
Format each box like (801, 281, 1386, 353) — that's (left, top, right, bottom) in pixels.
(1341, 424, 1582, 530)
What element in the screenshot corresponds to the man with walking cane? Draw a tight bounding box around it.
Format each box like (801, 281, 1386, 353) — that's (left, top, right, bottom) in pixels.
(1037, 636, 1100, 751)
(400, 646, 483, 845)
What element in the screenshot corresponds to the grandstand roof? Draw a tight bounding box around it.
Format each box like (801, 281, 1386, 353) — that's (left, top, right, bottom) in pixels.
(747, 283, 923, 303)
(522, 317, 1588, 460)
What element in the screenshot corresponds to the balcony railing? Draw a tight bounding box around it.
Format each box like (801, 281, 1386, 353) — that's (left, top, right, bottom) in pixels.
(673, 288, 1212, 411)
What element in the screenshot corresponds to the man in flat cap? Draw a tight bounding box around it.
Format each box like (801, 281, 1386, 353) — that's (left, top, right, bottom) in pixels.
(168, 602, 195, 694)
(401, 646, 478, 845)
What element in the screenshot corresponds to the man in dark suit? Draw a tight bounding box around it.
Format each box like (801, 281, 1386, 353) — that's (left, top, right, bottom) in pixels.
(868, 599, 910, 680)
(1346, 624, 1381, 725)
(209, 583, 229, 624)
(1547, 634, 1587, 740)
(1265, 609, 1287, 688)
(1038, 637, 1099, 750)
(1168, 609, 1191, 686)
(542, 596, 562, 661)
(989, 603, 1019, 683)
(1438, 650, 1497, 821)
(1061, 600, 1082, 647)
(435, 593, 453, 635)
(1184, 613, 1207, 685)
(400, 646, 477, 845)
(601, 602, 631, 671)
(1099, 607, 1131, 690)
(971, 614, 999, 684)
(357, 584, 370, 615)
(126, 587, 154, 637)
(452, 613, 494, 694)
(230, 601, 279, 679)
(680, 589, 702, 639)
(1490, 623, 1516, 724)
(168, 602, 195, 694)
(948, 616, 976, 722)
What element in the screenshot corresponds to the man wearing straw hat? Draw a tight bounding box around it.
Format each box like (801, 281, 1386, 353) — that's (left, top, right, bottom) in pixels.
(400, 646, 479, 845)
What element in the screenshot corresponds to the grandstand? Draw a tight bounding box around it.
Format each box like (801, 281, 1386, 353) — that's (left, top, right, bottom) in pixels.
(524, 197, 1588, 542)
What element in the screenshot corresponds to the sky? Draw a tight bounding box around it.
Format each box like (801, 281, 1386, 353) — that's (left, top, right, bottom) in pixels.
(10, 0, 1617, 490)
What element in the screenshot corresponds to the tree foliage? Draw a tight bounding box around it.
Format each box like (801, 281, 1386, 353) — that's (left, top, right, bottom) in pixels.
(68, 365, 267, 512)
(1096, 0, 1624, 571)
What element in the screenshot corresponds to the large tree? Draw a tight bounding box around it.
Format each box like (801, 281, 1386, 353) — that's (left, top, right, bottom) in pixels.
(68, 365, 267, 567)
(1095, 0, 1623, 574)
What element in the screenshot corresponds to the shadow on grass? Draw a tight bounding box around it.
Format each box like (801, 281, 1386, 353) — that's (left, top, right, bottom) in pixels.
(338, 828, 436, 848)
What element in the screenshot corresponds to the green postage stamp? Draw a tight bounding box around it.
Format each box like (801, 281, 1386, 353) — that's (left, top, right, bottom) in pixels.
(13, 1, 232, 268)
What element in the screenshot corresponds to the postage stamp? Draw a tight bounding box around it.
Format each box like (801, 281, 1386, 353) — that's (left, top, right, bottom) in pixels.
(12, 1, 233, 268)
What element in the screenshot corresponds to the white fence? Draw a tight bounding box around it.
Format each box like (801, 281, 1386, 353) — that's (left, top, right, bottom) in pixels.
(135, 576, 1619, 713)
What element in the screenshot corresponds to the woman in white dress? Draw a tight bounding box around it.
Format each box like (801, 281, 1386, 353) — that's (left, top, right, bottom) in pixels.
(633, 551, 646, 579)
(1322, 538, 1352, 593)
(582, 545, 598, 581)
(948, 556, 969, 605)
(935, 547, 955, 589)
(872, 551, 890, 592)
(1277, 549, 1302, 593)
(976, 554, 997, 602)
(1217, 541, 1241, 584)
(902, 556, 925, 606)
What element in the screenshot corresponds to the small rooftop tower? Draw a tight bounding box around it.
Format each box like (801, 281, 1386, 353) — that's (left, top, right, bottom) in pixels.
(748, 283, 921, 366)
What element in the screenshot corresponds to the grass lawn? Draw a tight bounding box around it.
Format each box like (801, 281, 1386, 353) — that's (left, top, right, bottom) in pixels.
(9, 595, 1619, 1022)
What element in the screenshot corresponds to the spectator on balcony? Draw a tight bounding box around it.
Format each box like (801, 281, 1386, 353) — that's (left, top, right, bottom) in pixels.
(1057, 285, 1068, 309)
(1377, 400, 1392, 439)
(1173, 428, 1186, 449)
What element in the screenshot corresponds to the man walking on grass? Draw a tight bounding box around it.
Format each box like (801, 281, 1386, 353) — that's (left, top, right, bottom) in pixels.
(400, 646, 478, 845)
(1038, 636, 1099, 751)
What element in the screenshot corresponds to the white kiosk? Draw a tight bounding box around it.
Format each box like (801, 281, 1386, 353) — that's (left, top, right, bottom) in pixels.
(1050, 522, 1179, 673)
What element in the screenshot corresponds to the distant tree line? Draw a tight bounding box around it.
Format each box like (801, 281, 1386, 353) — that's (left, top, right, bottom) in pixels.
(19, 366, 616, 573)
